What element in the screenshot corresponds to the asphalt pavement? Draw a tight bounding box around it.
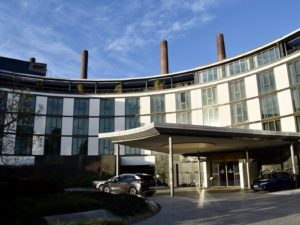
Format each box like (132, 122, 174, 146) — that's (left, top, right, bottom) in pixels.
(135, 187, 300, 225)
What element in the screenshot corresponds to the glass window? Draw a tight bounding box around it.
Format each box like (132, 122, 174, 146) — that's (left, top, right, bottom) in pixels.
(125, 97, 140, 155)
(47, 97, 63, 115)
(176, 92, 191, 124)
(73, 118, 88, 135)
(229, 79, 245, 101)
(262, 120, 281, 131)
(203, 107, 218, 126)
(291, 87, 300, 112)
(99, 98, 115, 155)
(100, 98, 114, 116)
(253, 47, 280, 68)
(202, 87, 217, 106)
(225, 58, 250, 77)
(260, 94, 279, 119)
(231, 102, 248, 124)
(257, 70, 276, 95)
(150, 95, 165, 123)
(74, 98, 89, 116)
(72, 137, 87, 155)
(198, 67, 222, 84)
(288, 59, 300, 85)
(15, 95, 36, 155)
(295, 117, 300, 132)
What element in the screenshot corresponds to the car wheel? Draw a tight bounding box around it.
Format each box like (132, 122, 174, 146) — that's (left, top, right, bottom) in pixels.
(103, 186, 110, 193)
(129, 186, 138, 195)
(98, 184, 104, 191)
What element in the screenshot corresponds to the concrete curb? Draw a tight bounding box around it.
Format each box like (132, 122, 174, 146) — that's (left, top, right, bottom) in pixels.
(44, 199, 160, 225)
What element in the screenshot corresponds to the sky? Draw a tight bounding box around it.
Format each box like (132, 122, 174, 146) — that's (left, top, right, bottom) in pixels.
(1, 0, 300, 79)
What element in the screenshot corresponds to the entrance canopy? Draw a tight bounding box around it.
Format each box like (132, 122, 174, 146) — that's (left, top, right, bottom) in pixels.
(98, 123, 300, 154)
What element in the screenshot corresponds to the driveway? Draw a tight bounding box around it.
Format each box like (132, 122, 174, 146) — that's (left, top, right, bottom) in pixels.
(135, 187, 300, 225)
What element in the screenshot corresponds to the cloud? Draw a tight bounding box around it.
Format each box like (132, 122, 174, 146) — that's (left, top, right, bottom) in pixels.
(0, 0, 222, 78)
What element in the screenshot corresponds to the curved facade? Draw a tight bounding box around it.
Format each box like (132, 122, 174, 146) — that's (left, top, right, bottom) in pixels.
(1, 29, 300, 188)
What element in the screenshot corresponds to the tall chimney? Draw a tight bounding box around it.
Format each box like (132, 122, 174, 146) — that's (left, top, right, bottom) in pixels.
(80, 49, 88, 79)
(29, 57, 36, 63)
(217, 33, 226, 61)
(160, 40, 169, 74)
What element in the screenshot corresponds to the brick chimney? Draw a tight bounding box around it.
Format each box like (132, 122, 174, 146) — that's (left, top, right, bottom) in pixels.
(160, 40, 169, 74)
(217, 33, 226, 61)
(80, 49, 88, 79)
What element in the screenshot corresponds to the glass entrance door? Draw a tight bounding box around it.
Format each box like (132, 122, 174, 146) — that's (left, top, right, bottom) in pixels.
(211, 161, 240, 187)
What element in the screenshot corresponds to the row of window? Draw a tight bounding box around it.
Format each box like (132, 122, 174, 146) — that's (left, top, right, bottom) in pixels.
(3, 57, 300, 155)
(197, 46, 281, 84)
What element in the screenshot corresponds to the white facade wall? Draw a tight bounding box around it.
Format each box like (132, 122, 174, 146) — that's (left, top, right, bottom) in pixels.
(219, 105, 231, 127)
(165, 93, 176, 123)
(274, 64, 290, 90)
(247, 98, 261, 124)
(140, 96, 151, 126)
(217, 83, 230, 104)
(245, 75, 258, 98)
(281, 116, 297, 132)
(191, 89, 202, 125)
(61, 137, 72, 155)
(277, 90, 294, 116)
(63, 98, 74, 116)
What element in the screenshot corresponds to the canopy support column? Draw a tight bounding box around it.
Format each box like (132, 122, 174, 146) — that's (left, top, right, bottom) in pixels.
(116, 144, 120, 176)
(290, 143, 296, 175)
(169, 136, 174, 197)
(246, 150, 250, 189)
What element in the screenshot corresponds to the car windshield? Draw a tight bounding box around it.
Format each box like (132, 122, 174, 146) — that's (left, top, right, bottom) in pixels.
(259, 173, 271, 179)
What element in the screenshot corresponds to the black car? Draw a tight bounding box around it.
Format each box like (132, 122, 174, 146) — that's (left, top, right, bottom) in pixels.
(251, 172, 295, 192)
(100, 173, 156, 196)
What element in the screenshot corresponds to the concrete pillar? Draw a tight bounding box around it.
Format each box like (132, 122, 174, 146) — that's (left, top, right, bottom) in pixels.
(290, 143, 296, 175)
(160, 40, 169, 74)
(116, 144, 120, 176)
(217, 33, 226, 61)
(80, 49, 88, 79)
(169, 136, 174, 197)
(198, 158, 202, 188)
(245, 150, 250, 188)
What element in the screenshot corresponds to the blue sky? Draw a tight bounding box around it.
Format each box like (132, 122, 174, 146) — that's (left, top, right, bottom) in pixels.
(1, 0, 300, 79)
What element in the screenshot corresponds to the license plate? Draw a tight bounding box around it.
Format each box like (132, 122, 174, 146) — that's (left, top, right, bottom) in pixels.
(253, 185, 258, 188)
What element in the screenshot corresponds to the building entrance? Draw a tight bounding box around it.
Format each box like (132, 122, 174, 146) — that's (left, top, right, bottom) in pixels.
(211, 161, 240, 186)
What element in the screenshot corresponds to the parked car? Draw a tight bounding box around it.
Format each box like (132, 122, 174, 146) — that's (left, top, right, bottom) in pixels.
(93, 173, 156, 196)
(251, 171, 295, 192)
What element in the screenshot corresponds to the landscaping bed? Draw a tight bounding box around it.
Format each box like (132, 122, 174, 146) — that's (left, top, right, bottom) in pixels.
(1, 191, 151, 225)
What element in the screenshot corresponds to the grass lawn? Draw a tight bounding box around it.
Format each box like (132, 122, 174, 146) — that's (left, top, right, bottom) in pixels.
(1, 191, 151, 225)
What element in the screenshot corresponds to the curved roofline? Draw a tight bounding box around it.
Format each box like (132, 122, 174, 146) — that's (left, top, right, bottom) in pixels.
(1, 28, 300, 83)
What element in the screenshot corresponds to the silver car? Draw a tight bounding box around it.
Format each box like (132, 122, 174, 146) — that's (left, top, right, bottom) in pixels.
(96, 173, 156, 196)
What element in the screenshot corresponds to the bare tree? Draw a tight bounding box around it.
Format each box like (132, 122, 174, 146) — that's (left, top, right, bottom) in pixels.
(0, 82, 42, 166)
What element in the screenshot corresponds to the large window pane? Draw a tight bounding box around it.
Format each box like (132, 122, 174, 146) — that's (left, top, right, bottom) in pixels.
(202, 87, 217, 106)
(260, 94, 279, 119)
(203, 107, 218, 126)
(151, 95, 165, 123)
(231, 102, 248, 124)
(257, 70, 276, 95)
(176, 92, 191, 124)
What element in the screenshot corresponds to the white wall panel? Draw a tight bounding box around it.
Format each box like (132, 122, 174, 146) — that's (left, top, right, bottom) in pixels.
(277, 90, 293, 116)
(247, 98, 261, 122)
(217, 83, 229, 104)
(274, 64, 289, 90)
(32, 115, 46, 155)
(249, 123, 262, 130)
(88, 137, 98, 155)
(245, 75, 258, 98)
(62, 117, 73, 135)
(89, 99, 100, 116)
(63, 98, 74, 116)
(281, 116, 296, 132)
(140, 96, 151, 125)
(61, 137, 72, 155)
(35, 96, 47, 115)
(218, 105, 231, 127)
(115, 98, 125, 116)
(191, 89, 202, 125)
(89, 118, 99, 136)
(165, 93, 176, 123)
(32, 136, 44, 155)
(121, 156, 155, 166)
